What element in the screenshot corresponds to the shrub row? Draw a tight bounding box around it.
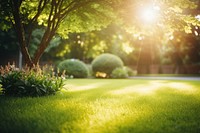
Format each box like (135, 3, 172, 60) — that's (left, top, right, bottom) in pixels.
(0, 54, 135, 97)
(57, 53, 136, 79)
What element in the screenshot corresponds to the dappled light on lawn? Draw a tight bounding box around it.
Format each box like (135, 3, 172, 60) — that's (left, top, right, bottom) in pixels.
(1, 79, 200, 133)
(111, 81, 163, 95)
(66, 79, 196, 96)
(66, 82, 107, 92)
(85, 99, 151, 132)
(110, 81, 196, 96)
(63, 79, 200, 132)
(167, 82, 196, 93)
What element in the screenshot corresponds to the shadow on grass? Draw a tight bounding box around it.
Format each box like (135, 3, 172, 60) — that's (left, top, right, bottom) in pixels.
(0, 93, 92, 133)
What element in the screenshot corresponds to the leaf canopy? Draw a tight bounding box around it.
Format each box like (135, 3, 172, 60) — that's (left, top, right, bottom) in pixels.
(0, 0, 199, 36)
(115, 0, 200, 35)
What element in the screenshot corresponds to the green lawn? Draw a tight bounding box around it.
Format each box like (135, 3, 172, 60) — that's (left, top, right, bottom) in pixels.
(0, 79, 200, 133)
(136, 74, 200, 77)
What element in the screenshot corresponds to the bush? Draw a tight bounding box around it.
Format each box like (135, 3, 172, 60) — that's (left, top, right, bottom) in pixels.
(111, 66, 137, 78)
(124, 66, 137, 76)
(111, 67, 129, 78)
(0, 63, 64, 97)
(57, 59, 89, 78)
(91, 53, 124, 78)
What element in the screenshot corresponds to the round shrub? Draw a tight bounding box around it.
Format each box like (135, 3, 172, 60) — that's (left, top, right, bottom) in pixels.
(111, 67, 129, 78)
(58, 59, 89, 78)
(91, 53, 124, 78)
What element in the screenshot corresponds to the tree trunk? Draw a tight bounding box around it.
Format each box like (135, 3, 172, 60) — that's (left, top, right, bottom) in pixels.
(33, 27, 56, 65)
(11, 0, 33, 67)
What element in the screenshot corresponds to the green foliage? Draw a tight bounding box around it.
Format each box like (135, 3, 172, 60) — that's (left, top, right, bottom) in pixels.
(117, 0, 200, 35)
(52, 24, 140, 66)
(0, 63, 64, 97)
(0, 0, 115, 36)
(28, 28, 62, 58)
(92, 53, 124, 77)
(111, 66, 136, 78)
(0, 1, 13, 31)
(1, 0, 200, 67)
(124, 66, 137, 76)
(58, 59, 89, 78)
(0, 0, 117, 66)
(57, 0, 116, 36)
(86, 64, 93, 78)
(111, 67, 129, 78)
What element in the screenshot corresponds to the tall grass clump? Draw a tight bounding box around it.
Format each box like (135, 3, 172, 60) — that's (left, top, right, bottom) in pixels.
(0, 63, 65, 97)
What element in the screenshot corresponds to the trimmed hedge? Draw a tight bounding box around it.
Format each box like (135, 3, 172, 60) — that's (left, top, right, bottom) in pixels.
(57, 59, 89, 78)
(91, 53, 124, 78)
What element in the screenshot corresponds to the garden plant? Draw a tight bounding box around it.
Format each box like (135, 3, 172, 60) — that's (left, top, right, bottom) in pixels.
(0, 63, 64, 97)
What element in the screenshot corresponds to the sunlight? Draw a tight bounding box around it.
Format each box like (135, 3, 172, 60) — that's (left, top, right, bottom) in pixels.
(122, 42, 134, 54)
(196, 15, 200, 21)
(110, 81, 196, 96)
(111, 82, 163, 95)
(84, 99, 150, 132)
(95, 72, 107, 78)
(139, 5, 160, 23)
(169, 35, 174, 40)
(168, 82, 196, 93)
(66, 83, 105, 92)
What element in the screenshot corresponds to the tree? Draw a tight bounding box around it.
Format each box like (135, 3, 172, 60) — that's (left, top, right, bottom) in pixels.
(52, 24, 139, 65)
(0, 0, 199, 68)
(116, 0, 200, 34)
(0, 0, 115, 67)
(114, 0, 200, 74)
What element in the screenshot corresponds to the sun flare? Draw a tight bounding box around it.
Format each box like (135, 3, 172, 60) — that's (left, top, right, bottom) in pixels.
(140, 5, 160, 23)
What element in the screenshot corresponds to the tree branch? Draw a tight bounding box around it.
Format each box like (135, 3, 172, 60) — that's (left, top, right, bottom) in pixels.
(31, 0, 49, 22)
(59, 0, 93, 21)
(27, 0, 50, 48)
(33, 0, 98, 63)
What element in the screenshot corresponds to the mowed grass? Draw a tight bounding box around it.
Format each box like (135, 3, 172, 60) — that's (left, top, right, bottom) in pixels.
(0, 79, 200, 133)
